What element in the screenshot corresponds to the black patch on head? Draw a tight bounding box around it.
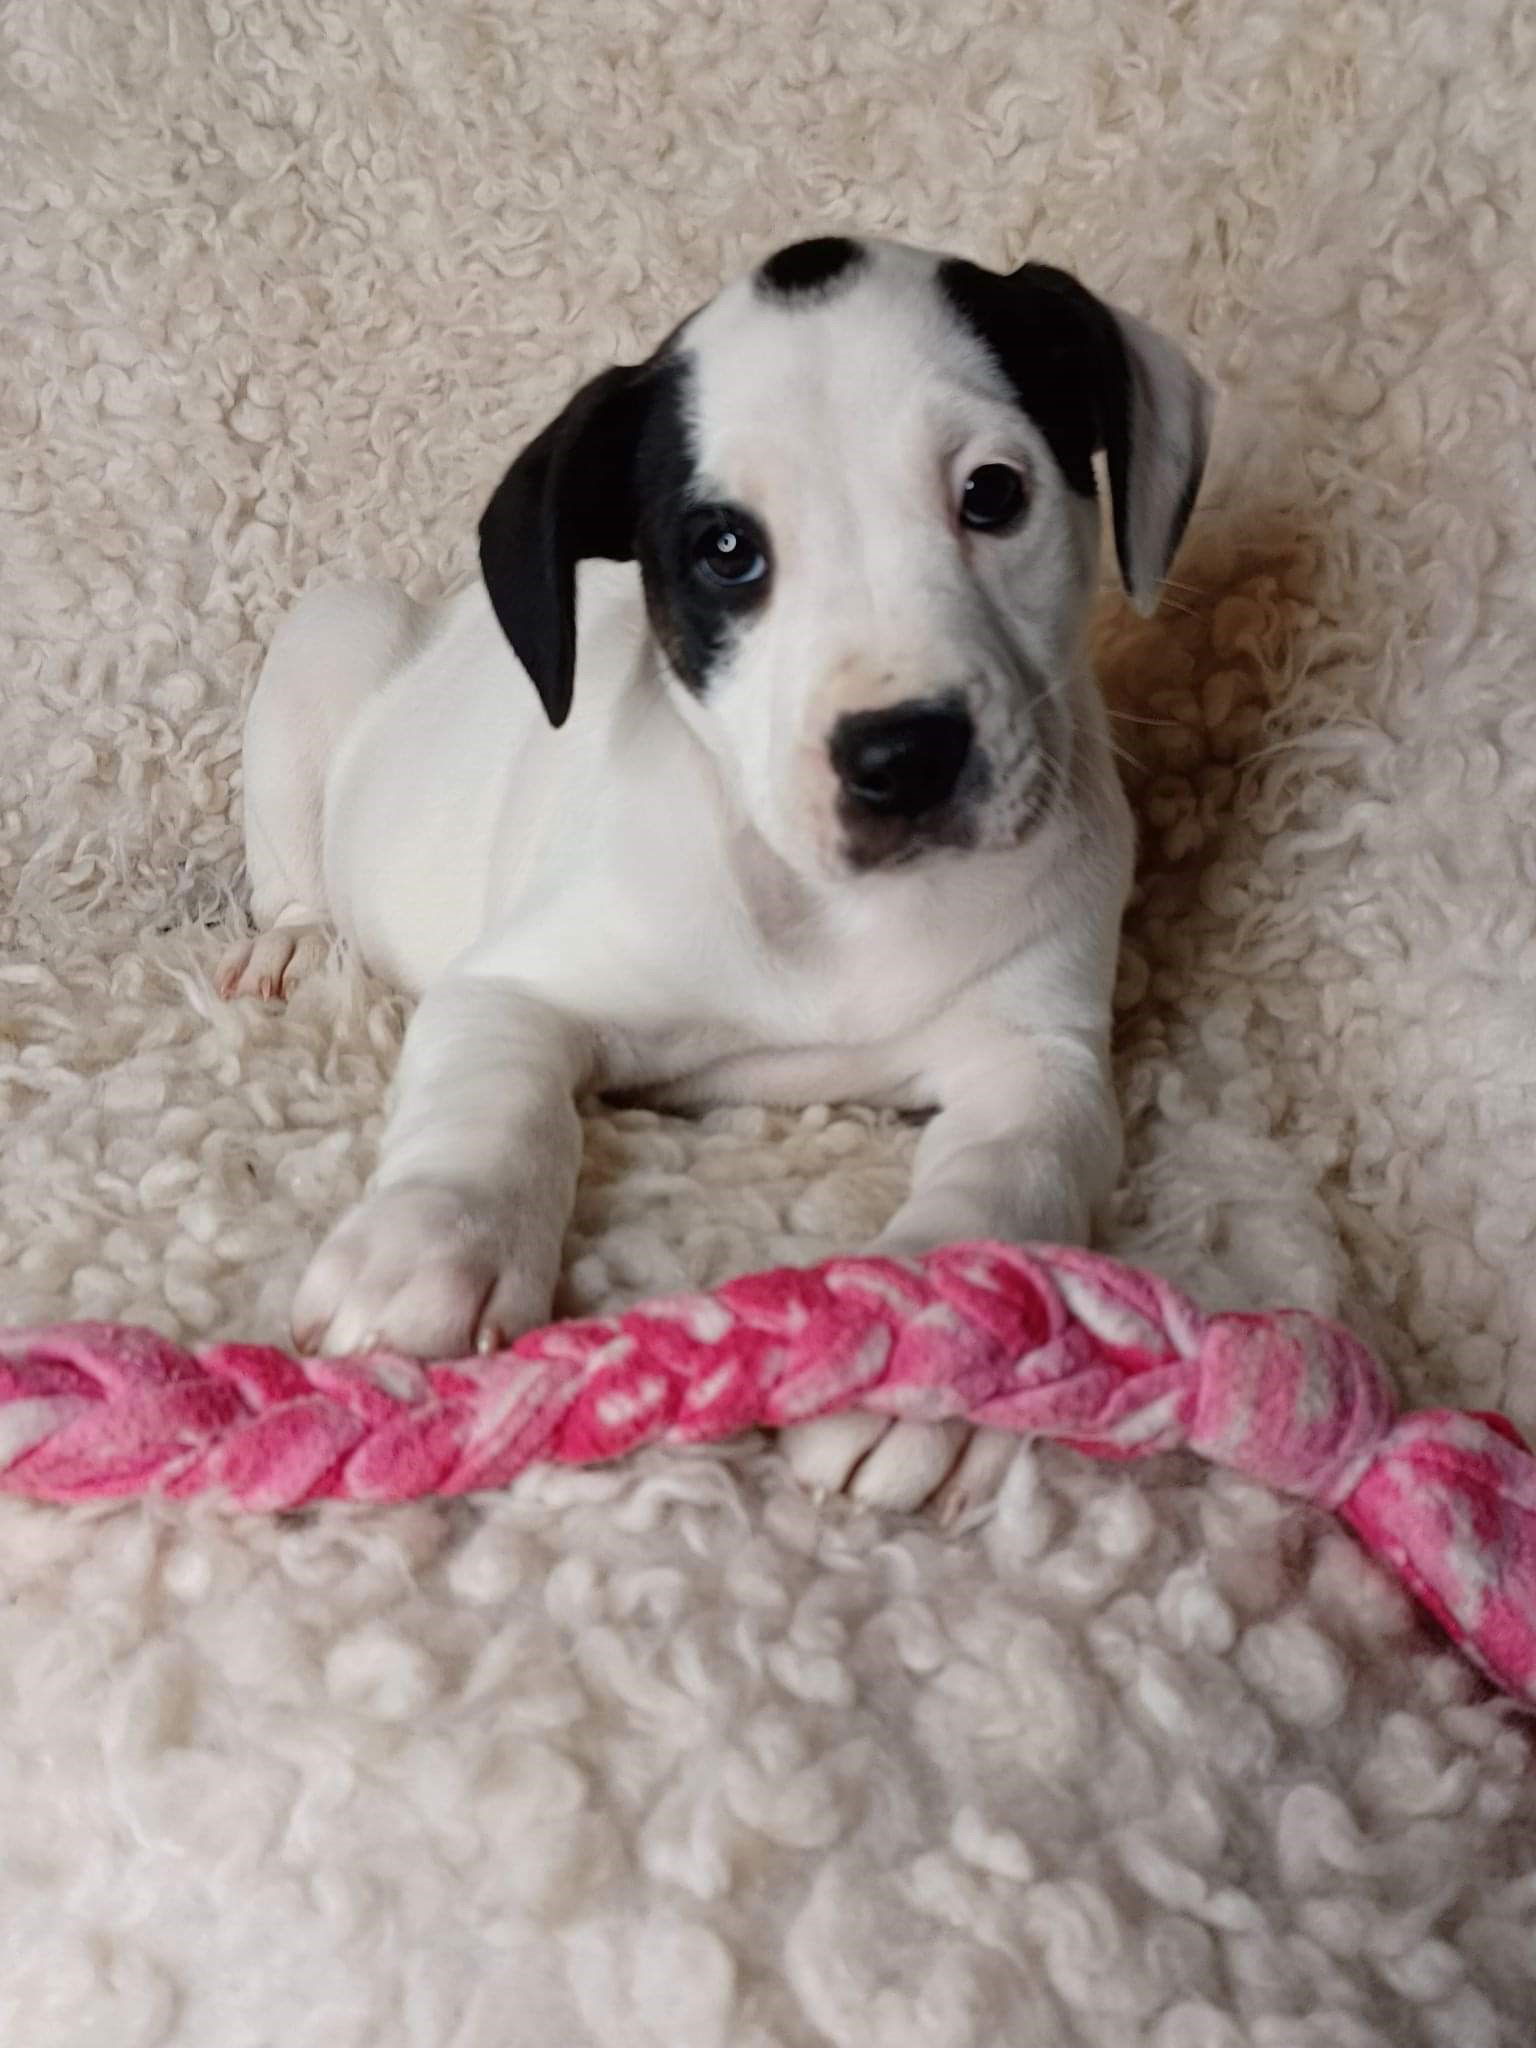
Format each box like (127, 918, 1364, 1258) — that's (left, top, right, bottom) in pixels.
(937, 257, 1132, 505)
(755, 236, 866, 303)
(632, 354, 771, 696)
(478, 329, 774, 721)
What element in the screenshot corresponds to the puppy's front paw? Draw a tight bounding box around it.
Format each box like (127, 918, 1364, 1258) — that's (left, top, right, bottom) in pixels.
(216, 923, 327, 1002)
(779, 1416, 1018, 1527)
(775, 1220, 1020, 1523)
(291, 1182, 555, 1359)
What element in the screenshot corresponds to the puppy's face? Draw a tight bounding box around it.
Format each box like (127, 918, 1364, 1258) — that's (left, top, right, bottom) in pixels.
(481, 237, 1212, 882)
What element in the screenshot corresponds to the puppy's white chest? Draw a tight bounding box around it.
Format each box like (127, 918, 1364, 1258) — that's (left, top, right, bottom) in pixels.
(608, 856, 1029, 1111)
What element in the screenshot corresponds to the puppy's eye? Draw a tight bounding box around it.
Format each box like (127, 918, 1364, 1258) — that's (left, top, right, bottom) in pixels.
(960, 463, 1029, 533)
(692, 516, 768, 588)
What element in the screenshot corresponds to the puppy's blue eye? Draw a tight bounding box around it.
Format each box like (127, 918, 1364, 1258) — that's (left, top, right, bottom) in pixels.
(961, 463, 1029, 532)
(693, 519, 768, 587)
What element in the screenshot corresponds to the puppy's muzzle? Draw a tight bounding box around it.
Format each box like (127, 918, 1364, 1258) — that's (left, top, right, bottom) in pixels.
(830, 700, 975, 823)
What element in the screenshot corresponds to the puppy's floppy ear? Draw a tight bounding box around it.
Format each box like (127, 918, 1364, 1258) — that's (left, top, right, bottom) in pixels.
(1078, 288, 1214, 614)
(478, 363, 655, 726)
(943, 259, 1214, 614)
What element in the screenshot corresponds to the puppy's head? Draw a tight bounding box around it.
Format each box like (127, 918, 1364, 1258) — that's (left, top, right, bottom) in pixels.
(480, 236, 1211, 879)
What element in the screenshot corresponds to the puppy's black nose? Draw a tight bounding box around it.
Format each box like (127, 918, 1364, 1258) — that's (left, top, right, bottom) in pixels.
(830, 702, 974, 819)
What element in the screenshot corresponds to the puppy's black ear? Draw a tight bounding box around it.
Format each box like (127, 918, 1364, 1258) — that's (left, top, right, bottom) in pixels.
(1062, 277, 1214, 614)
(942, 260, 1213, 613)
(478, 364, 655, 726)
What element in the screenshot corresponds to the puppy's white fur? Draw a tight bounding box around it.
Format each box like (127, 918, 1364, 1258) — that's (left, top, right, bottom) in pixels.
(222, 238, 1209, 1514)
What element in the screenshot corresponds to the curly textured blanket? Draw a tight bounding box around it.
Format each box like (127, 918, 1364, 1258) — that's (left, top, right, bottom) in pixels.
(4, 3, 1536, 2043)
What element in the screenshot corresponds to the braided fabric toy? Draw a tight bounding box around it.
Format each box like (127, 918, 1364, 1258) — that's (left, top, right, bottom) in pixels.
(3, 1241, 1533, 1707)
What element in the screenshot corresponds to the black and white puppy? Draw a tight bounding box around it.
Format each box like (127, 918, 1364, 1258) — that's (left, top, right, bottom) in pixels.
(220, 235, 1212, 1517)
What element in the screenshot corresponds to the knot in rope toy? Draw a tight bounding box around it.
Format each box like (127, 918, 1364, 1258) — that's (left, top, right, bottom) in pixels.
(4, 1243, 1533, 1707)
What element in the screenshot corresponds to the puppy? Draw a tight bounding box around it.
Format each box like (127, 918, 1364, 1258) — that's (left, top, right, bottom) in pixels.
(220, 235, 1211, 1515)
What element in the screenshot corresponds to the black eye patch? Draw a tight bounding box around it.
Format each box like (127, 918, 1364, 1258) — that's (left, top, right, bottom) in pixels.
(630, 361, 773, 695)
(642, 500, 773, 695)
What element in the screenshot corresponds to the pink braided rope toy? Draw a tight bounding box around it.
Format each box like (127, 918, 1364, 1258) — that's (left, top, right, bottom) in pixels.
(4, 1241, 1535, 1707)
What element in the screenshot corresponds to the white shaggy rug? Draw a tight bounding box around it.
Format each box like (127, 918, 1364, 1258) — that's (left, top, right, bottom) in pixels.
(5, 2, 1536, 2042)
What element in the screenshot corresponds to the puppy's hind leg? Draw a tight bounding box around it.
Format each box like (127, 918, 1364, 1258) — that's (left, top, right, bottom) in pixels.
(218, 582, 425, 1001)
